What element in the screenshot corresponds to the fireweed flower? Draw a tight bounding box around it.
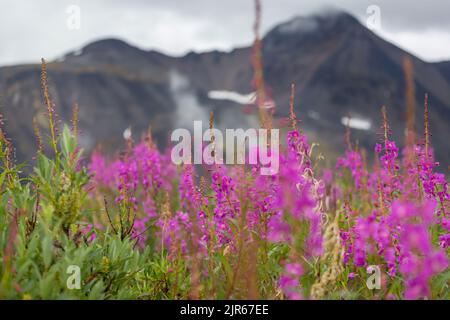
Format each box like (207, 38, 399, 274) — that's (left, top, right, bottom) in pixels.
(132, 218, 148, 248)
(439, 234, 450, 249)
(81, 223, 97, 242)
(415, 145, 449, 219)
(244, 146, 278, 239)
(371, 139, 401, 205)
(89, 152, 115, 186)
(266, 130, 324, 299)
(211, 166, 241, 246)
(278, 274, 303, 300)
(390, 200, 448, 299)
(279, 261, 305, 300)
(336, 150, 368, 190)
(400, 144, 423, 200)
(156, 211, 190, 255)
(89, 141, 177, 247)
(285, 263, 304, 276)
(177, 165, 210, 252)
(335, 126, 448, 297)
(84, 116, 448, 299)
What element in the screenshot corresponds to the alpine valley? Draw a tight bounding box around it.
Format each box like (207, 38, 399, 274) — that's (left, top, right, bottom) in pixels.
(1, 11, 450, 167)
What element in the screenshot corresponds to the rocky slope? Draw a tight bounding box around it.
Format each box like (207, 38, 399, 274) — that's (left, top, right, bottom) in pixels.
(1, 11, 449, 167)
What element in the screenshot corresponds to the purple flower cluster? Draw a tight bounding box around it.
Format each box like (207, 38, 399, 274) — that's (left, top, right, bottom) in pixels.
(87, 119, 448, 299)
(337, 135, 449, 299)
(89, 142, 176, 247)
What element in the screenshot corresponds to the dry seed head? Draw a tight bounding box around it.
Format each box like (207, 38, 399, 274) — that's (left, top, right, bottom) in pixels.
(209, 111, 214, 131)
(381, 106, 390, 146)
(289, 83, 299, 131)
(209, 111, 216, 157)
(60, 172, 71, 191)
(144, 125, 156, 149)
(40, 59, 55, 117)
(32, 117, 43, 152)
(311, 214, 344, 299)
(424, 93, 430, 159)
(403, 56, 416, 145)
(71, 103, 79, 140)
(101, 256, 110, 273)
(161, 191, 172, 220)
(0, 126, 14, 172)
(252, 0, 273, 129)
(199, 176, 209, 196)
(344, 114, 352, 151)
(40, 58, 59, 154)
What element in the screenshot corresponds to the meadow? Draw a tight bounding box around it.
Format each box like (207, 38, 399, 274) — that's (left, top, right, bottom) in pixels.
(0, 53, 448, 300)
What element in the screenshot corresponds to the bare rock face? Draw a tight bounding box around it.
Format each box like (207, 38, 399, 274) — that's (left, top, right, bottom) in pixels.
(1, 12, 450, 167)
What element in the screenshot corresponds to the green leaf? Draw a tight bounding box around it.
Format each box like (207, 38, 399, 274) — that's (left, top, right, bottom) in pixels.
(36, 152, 52, 180)
(88, 280, 105, 299)
(42, 235, 53, 269)
(61, 124, 76, 157)
(0, 171, 6, 187)
(217, 253, 233, 285)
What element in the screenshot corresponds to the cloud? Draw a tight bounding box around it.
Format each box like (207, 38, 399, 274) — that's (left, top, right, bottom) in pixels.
(1, 0, 450, 66)
(378, 29, 450, 62)
(169, 69, 209, 129)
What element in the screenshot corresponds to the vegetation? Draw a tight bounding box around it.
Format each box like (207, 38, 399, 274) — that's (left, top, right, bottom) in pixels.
(0, 53, 448, 300)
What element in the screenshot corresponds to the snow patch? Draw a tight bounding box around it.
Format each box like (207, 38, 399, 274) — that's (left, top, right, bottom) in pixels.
(73, 48, 83, 56)
(123, 127, 132, 140)
(170, 70, 209, 128)
(278, 17, 319, 34)
(341, 116, 372, 131)
(208, 90, 256, 105)
(308, 110, 320, 120)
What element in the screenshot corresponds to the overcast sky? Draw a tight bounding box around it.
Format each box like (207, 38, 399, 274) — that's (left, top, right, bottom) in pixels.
(1, 0, 450, 66)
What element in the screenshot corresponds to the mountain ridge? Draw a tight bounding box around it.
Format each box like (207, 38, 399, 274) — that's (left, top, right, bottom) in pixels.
(1, 11, 449, 166)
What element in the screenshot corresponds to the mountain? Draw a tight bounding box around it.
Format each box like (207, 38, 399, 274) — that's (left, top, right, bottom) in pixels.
(1, 11, 449, 167)
(435, 60, 450, 83)
(0, 39, 179, 160)
(262, 13, 450, 164)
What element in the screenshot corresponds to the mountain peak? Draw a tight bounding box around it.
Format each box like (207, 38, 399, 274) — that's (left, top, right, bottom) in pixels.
(61, 38, 149, 65)
(267, 10, 361, 38)
(82, 38, 138, 53)
(262, 11, 364, 54)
